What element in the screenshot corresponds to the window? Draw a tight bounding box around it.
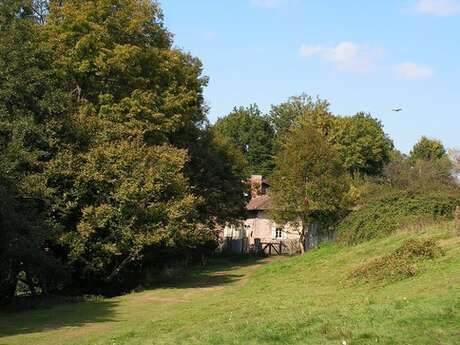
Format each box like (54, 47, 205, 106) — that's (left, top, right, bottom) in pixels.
(275, 228, 283, 239)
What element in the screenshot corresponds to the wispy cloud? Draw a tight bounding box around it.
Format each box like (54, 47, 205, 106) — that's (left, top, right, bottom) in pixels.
(300, 41, 384, 72)
(396, 62, 434, 79)
(413, 0, 460, 16)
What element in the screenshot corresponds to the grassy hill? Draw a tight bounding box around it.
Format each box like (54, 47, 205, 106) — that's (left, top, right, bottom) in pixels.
(1, 222, 459, 345)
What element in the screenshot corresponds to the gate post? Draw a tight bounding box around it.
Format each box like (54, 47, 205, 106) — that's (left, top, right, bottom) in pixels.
(254, 238, 261, 256)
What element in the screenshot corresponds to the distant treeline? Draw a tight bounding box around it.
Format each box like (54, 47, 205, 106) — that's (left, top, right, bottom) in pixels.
(214, 97, 460, 251)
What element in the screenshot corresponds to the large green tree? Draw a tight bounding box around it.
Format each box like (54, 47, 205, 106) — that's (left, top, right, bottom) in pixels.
(268, 94, 332, 152)
(213, 104, 274, 176)
(329, 112, 394, 176)
(270, 115, 350, 253)
(269, 95, 392, 176)
(0, 0, 247, 298)
(0, 0, 70, 303)
(410, 136, 447, 161)
(39, 0, 246, 292)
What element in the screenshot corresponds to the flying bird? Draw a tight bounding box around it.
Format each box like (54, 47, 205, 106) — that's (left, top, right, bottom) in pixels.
(392, 108, 402, 112)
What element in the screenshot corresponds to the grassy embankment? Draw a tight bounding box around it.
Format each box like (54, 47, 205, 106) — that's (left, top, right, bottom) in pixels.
(1, 222, 459, 345)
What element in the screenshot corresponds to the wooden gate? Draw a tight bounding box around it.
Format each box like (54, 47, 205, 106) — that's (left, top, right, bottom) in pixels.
(260, 241, 285, 255)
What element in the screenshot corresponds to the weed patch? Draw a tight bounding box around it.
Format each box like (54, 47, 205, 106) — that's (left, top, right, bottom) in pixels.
(350, 238, 444, 283)
(337, 192, 460, 245)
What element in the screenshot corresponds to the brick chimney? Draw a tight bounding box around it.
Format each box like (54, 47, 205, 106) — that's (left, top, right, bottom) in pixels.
(250, 175, 266, 198)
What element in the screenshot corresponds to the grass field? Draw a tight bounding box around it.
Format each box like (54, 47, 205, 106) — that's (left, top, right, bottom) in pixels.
(1, 222, 459, 345)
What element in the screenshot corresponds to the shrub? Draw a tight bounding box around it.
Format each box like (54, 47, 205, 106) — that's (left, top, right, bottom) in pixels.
(337, 192, 460, 245)
(350, 238, 444, 283)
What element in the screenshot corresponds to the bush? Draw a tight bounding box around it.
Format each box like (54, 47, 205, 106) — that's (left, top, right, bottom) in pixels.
(350, 238, 444, 283)
(337, 192, 460, 245)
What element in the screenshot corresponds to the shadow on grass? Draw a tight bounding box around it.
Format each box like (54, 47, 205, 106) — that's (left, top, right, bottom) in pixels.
(0, 298, 118, 338)
(0, 255, 267, 339)
(150, 255, 267, 290)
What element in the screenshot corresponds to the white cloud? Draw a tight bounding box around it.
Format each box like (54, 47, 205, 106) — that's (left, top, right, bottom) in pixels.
(299, 41, 383, 72)
(250, 0, 283, 8)
(396, 62, 434, 79)
(324, 42, 360, 69)
(414, 0, 460, 16)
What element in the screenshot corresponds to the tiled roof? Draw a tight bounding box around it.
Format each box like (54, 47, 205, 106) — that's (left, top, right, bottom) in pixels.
(246, 194, 272, 211)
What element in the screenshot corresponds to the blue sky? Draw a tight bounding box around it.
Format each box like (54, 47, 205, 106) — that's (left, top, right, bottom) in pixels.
(160, 0, 459, 153)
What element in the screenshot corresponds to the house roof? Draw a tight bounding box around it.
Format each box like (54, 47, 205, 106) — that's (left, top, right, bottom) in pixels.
(246, 194, 272, 211)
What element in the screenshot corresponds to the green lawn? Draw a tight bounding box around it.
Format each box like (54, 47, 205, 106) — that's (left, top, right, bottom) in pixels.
(1, 222, 459, 345)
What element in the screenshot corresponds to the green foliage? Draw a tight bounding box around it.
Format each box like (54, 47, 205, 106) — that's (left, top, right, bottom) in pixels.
(213, 105, 274, 176)
(270, 115, 350, 250)
(0, 115, 66, 301)
(186, 129, 248, 227)
(56, 142, 199, 291)
(0, 0, 68, 303)
(215, 94, 394, 180)
(339, 136, 460, 246)
(0, 0, 247, 299)
(330, 112, 394, 176)
(268, 94, 332, 152)
(337, 192, 460, 245)
(410, 136, 447, 161)
(350, 238, 444, 283)
(41, 0, 246, 294)
(0, 176, 61, 303)
(268, 95, 393, 177)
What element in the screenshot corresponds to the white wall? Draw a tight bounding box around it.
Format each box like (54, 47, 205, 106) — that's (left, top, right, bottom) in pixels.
(245, 211, 301, 245)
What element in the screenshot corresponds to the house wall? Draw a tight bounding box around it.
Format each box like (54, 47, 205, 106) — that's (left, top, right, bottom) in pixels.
(221, 224, 247, 254)
(244, 211, 300, 245)
(222, 212, 334, 254)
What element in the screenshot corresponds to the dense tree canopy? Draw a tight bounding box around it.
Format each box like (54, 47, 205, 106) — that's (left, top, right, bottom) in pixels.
(329, 112, 394, 176)
(268, 94, 332, 151)
(270, 115, 350, 253)
(0, 0, 247, 301)
(213, 105, 274, 176)
(217, 94, 393, 178)
(410, 136, 447, 161)
(0, 0, 67, 303)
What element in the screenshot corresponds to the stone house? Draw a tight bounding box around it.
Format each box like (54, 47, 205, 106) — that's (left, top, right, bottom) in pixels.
(222, 175, 333, 254)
